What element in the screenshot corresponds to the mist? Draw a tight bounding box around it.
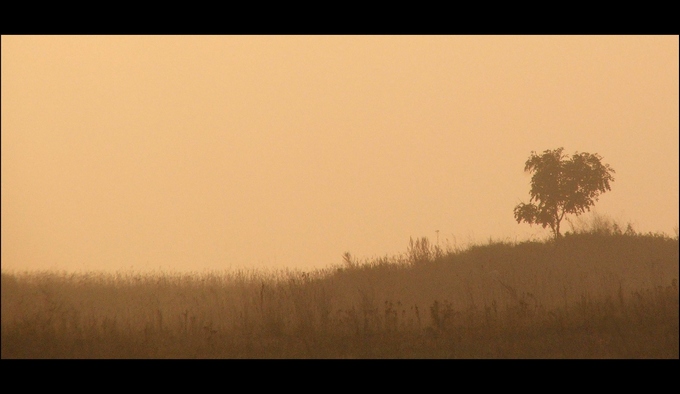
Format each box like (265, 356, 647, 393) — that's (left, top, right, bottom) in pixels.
(2, 35, 678, 272)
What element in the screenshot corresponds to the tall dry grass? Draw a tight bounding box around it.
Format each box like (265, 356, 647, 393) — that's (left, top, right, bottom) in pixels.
(2, 222, 678, 358)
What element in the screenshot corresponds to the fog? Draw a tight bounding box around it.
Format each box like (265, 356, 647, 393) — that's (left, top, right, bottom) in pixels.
(2, 35, 678, 272)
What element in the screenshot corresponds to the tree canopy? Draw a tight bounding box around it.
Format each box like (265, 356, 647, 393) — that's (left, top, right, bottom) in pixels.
(513, 147, 615, 240)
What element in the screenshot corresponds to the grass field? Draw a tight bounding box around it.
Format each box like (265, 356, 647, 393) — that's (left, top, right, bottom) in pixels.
(2, 224, 678, 358)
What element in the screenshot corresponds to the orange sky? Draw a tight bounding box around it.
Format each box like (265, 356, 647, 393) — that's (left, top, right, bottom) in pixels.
(2, 35, 678, 272)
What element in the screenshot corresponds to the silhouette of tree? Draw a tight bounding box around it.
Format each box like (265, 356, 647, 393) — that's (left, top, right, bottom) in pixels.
(514, 147, 615, 240)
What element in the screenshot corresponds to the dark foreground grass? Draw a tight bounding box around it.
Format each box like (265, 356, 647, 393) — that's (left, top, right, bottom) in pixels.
(2, 232, 678, 358)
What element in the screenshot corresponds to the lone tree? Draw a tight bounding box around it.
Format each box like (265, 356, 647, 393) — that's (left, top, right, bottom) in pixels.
(514, 147, 615, 240)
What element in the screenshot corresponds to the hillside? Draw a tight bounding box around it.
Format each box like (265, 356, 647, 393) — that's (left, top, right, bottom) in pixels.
(2, 231, 678, 358)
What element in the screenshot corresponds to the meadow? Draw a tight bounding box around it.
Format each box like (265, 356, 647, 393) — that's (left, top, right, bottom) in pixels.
(2, 221, 678, 358)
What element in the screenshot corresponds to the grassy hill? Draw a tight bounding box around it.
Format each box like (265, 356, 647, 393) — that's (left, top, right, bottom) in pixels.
(2, 226, 678, 358)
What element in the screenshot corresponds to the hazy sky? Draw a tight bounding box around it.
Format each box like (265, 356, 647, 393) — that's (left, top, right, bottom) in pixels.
(2, 35, 678, 272)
